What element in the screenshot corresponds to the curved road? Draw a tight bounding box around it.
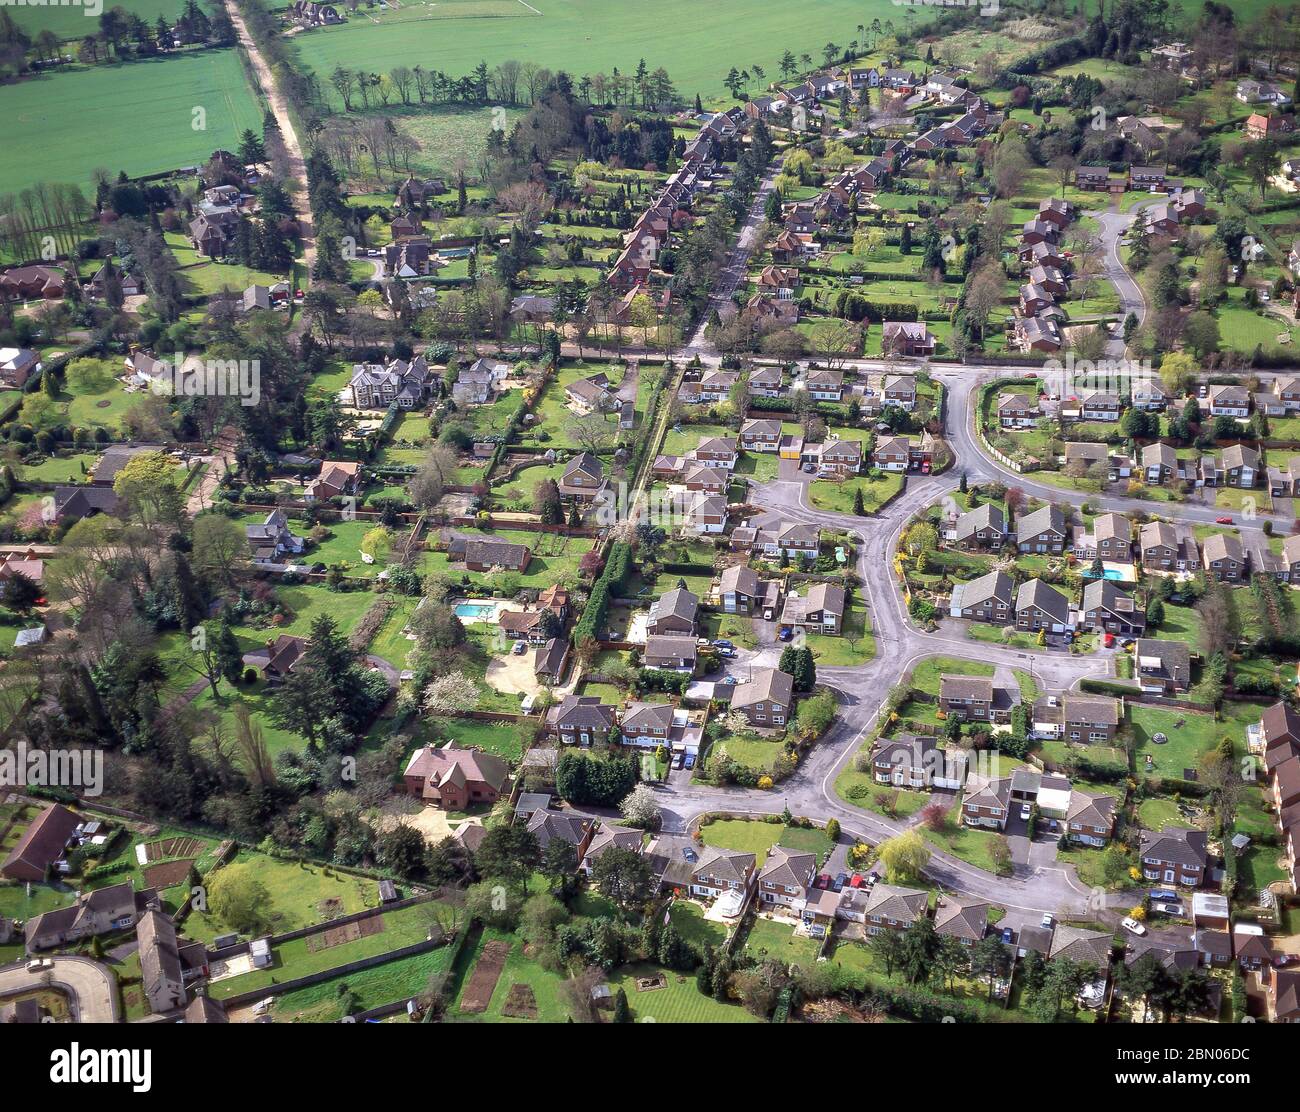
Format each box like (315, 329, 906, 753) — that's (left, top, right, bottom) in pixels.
(0, 957, 120, 1023)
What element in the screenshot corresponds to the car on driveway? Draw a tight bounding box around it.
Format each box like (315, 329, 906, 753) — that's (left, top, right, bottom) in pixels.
(512, 640, 527, 654)
(778, 628, 793, 641)
(1040, 913, 1054, 930)
(1121, 917, 1147, 936)
(684, 754, 695, 770)
(712, 639, 734, 649)
(833, 873, 848, 891)
(1000, 927, 1014, 945)
(1020, 803, 1032, 821)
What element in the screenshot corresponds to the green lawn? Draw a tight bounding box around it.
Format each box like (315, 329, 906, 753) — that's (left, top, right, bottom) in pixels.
(611, 962, 760, 1022)
(808, 472, 905, 514)
(0, 51, 262, 195)
(699, 819, 833, 866)
(1129, 704, 1236, 783)
(669, 901, 728, 951)
(184, 851, 381, 943)
(273, 943, 459, 1022)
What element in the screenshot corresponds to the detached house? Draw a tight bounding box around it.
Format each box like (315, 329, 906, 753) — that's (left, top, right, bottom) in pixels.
(757, 847, 817, 909)
(962, 777, 1012, 829)
(559, 452, 607, 503)
(947, 503, 1008, 551)
(1015, 578, 1073, 634)
(1065, 791, 1117, 846)
(948, 568, 1014, 624)
(1140, 827, 1209, 888)
(1135, 638, 1192, 696)
(881, 322, 935, 357)
(996, 392, 1039, 428)
(643, 635, 697, 672)
(646, 586, 699, 636)
(730, 668, 794, 730)
(1139, 521, 1201, 574)
(1077, 579, 1145, 637)
(552, 696, 616, 747)
(1202, 532, 1247, 582)
(858, 884, 928, 935)
(740, 418, 782, 453)
(934, 898, 989, 947)
(690, 847, 757, 903)
(1207, 384, 1251, 418)
(403, 742, 509, 809)
(1016, 504, 1067, 554)
(778, 581, 846, 636)
(940, 674, 1009, 724)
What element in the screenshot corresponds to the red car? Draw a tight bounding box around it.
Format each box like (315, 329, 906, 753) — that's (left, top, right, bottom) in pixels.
(1215, 516, 1234, 525)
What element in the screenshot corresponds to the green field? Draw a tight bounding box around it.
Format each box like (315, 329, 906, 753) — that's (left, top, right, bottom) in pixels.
(292, 0, 909, 103)
(0, 51, 262, 195)
(6, 0, 179, 42)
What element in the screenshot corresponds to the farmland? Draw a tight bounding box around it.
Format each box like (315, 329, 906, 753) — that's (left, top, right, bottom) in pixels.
(291, 0, 907, 103)
(0, 50, 262, 196)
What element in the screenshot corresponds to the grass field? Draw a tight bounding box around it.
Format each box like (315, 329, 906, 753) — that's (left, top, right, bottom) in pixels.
(292, 0, 908, 103)
(7, 0, 178, 41)
(0, 51, 262, 196)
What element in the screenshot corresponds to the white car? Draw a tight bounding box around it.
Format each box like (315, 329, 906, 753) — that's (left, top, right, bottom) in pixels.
(1040, 913, 1054, 930)
(1122, 917, 1147, 936)
(25, 958, 52, 973)
(1020, 803, 1032, 821)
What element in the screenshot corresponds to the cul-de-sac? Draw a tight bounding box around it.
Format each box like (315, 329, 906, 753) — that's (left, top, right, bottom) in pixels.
(3, 0, 1300, 1029)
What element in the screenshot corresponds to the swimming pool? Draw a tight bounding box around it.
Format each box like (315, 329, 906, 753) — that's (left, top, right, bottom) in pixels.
(1082, 568, 1125, 581)
(455, 602, 496, 621)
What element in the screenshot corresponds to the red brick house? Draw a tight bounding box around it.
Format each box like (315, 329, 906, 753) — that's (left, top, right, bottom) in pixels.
(403, 742, 510, 809)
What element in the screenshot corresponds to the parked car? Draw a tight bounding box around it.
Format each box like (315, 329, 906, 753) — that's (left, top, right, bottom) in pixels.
(1121, 917, 1147, 936)
(512, 640, 527, 654)
(1216, 516, 1234, 525)
(712, 639, 734, 649)
(1040, 913, 1054, 929)
(778, 628, 794, 641)
(1154, 901, 1185, 916)
(684, 754, 695, 770)
(719, 675, 738, 685)
(25, 959, 52, 973)
(1020, 803, 1032, 821)
(814, 873, 831, 889)
(718, 647, 737, 658)
(833, 873, 848, 891)
(1000, 927, 1014, 945)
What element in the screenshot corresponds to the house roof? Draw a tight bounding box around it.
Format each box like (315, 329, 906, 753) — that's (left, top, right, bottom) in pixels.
(1016, 578, 1070, 624)
(526, 810, 589, 849)
(963, 776, 1012, 811)
(1063, 695, 1121, 726)
(554, 695, 616, 731)
(862, 882, 927, 922)
(731, 667, 794, 709)
(718, 564, 760, 597)
(692, 845, 755, 884)
(941, 673, 994, 702)
(1135, 639, 1191, 686)
(954, 502, 1006, 542)
(404, 742, 509, 796)
(1139, 826, 1208, 869)
(956, 568, 1013, 609)
(804, 581, 845, 618)
(649, 587, 699, 626)
(1, 804, 80, 879)
(758, 846, 817, 889)
(1049, 925, 1113, 966)
(1202, 532, 1244, 564)
(1081, 578, 1140, 619)
(1066, 790, 1116, 830)
(934, 898, 988, 941)
(644, 635, 697, 661)
(621, 701, 675, 734)
(1016, 504, 1065, 542)
(1261, 701, 1300, 748)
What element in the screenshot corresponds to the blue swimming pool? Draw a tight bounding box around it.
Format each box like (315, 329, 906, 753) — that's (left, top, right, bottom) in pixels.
(1081, 567, 1125, 581)
(455, 603, 495, 620)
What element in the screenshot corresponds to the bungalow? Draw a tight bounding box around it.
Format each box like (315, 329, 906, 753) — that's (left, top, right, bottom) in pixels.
(1049, 926, 1113, 969)
(643, 635, 697, 672)
(1015, 578, 1073, 634)
(463, 539, 532, 573)
(1, 804, 81, 882)
(1135, 638, 1192, 695)
(730, 667, 794, 729)
(1139, 827, 1209, 888)
(948, 568, 1014, 624)
(648, 587, 703, 638)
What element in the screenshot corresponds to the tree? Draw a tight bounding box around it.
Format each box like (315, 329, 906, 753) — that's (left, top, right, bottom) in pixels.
(376, 823, 428, 879)
(899, 917, 940, 985)
(192, 513, 248, 584)
(869, 924, 905, 977)
(613, 987, 631, 1023)
(619, 783, 662, 829)
(207, 861, 273, 934)
(1, 570, 40, 614)
(876, 829, 930, 884)
(423, 671, 480, 713)
(591, 844, 653, 913)
(113, 450, 185, 531)
(474, 825, 540, 890)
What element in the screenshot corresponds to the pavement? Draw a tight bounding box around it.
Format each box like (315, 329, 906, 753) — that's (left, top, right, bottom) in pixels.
(0, 957, 120, 1023)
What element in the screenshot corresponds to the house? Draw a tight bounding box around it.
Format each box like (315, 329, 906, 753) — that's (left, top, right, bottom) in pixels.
(1020, 219, 1058, 246)
(1234, 923, 1274, 972)
(463, 540, 532, 573)
(757, 847, 817, 909)
(525, 811, 593, 861)
(1246, 112, 1295, 141)
(757, 265, 799, 296)
(1144, 204, 1181, 237)
(452, 359, 507, 406)
(581, 823, 644, 875)
(565, 374, 614, 413)
(552, 695, 616, 747)
(1093, 512, 1133, 563)
(25, 882, 154, 951)
(305, 460, 360, 502)
(647, 586, 699, 636)
(51, 485, 122, 525)
(1133, 379, 1171, 411)
(1220, 443, 1260, 488)
(678, 370, 738, 405)
(1017, 315, 1064, 354)
(740, 419, 782, 453)
(948, 568, 1014, 624)
(1266, 967, 1300, 1023)
(778, 581, 846, 635)
(948, 503, 1008, 552)
(136, 909, 195, 1015)
(245, 509, 305, 561)
(807, 437, 861, 478)
(872, 435, 911, 473)
(558, 452, 607, 503)
(681, 464, 726, 495)
(940, 674, 1008, 723)
(962, 777, 1012, 829)
(719, 565, 759, 615)
(1202, 532, 1246, 582)
(881, 321, 934, 357)
(934, 898, 989, 946)
(1, 804, 81, 882)
(534, 637, 570, 683)
(1077, 579, 1145, 637)
(873, 734, 940, 789)
(403, 741, 509, 809)
(996, 392, 1039, 428)
(804, 369, 844, 401)
(1016, 505, 1067, 554)
(349, 356, 434, 409)
(1019, 282, 1056, 316)
(748, 366, 785, 398)
(1141, 442, 1179, 484)
(1075, 165, 1112, 191)
(1066, 791, 1117, 846)
(1207, 383, 1251, 418)
(0, 551, 44, 597)
(753, 522, 821, 561)
(686, 493, 727, 535)
(1139, 521, 1201, 573)
(1049, 926, 1113, 969)
(1135, 638, 1192, 695)
(858, 883, 928, 935)
(1076, 391, 1123, 422)
(730, 668, 794, 729)
(1129, 165, 1167, 190)
(690, 847, 756, 903)
(1037, 197, 1072, 228)
(0, 347, 38, 390)
(1015, 578, 1072, 634)
(0, 264, 68, 301)
(693, 435, 738, 470)
(1059, 694, 1122, 743)
(384, 236, 437, 278)
(643, 635, 697, 672)
(1139, 827, 1209, 887)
